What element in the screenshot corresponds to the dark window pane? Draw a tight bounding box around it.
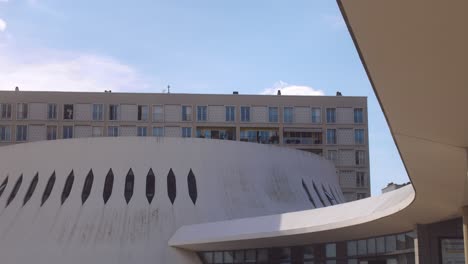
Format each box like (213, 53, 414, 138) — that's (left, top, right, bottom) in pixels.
(6, 174, 22, 207)
(0, 176, 8, 198)
(23, 172, 39, 206)
(302, 179, 316, 208)
(213, 252, 223, 263)
(81, 169, 94, 205)
(187, 169, 197, 205)
(224, 251, 234, 264)
(41, 172, 56, 206)
(146, 168, 155, 204)
(234, 251, 244, 263)
(258, 249, 269, 263)
(167, 168, 176, 204)
(376, 237, 385, 253)
(245, 250, 256, 263)
(201, 252, 213, 264)
(103, 169, 114, 204)
(385, 235, 397, 252)
(124, 168, 134, 204)
(61, 171, 74, 205)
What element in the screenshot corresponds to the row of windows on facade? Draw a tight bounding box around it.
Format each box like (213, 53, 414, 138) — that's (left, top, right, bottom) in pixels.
(0, 125, 366, 147)
(198, 231, 415, 264)
(0, 103, 365, 124)
(0, 168, 198, 208)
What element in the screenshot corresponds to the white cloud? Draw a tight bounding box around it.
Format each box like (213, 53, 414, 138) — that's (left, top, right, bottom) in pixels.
(322, 14, 346, 30)
(0, 46, 153, 92)
(261, 81, 325, 96)
(0, 19, 6, 32)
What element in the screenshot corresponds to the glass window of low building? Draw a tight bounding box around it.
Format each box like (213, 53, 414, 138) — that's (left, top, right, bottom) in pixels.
(225, 106, 235, 122)
(109, 104, 119, 120)
(182, 127, 192, 138)
(376, 237, 385, 253)
(367, 238, 376, 254)
(386, 235, 397, 252)
(197, 106, 207, 121)
(92, 126, 103, 137)
(46, 126, 57, 140)
(137, 126, 147, 136)
(92, 104, 103, 121)
(354, 108, 364, 123)
(327, 129, 336, 144)
(303, 246, 314, 261)
(16, 125, 27, 141)
(152, 127, 164, 137)
(48, 103, 57, 120)
(201, 252, 213, 263)
(63, 104, 74, 120)
(269, 107, 279, 122)
(241, 106, 250, 122)
(108, 126, 119, 137)
(17, 103, 28, 120)
(152, 105, 164, 122)
(326, 243, 336, 258)
(63, 126, 73, 139)
(347, 241, 357, 256)
(0, 126, 11, 142)
(182, 105, 192, 121)
(279, 247, 291, 262)
(223, 251, 234, 263)
(138, 105, 148, 121)
(311, 107, 321, 123)
(355, 150, 365, 165)
(283, 107, 293, 123)
(355, 129, 364, 144)
(257, 249, 269, 263)
(213, 252, 223, 263)
(326, 108, 336, 123)
(357, 239, 367, 255)
(240, 129, 279, 144)
(234, 251, 244, 263)
(0, 103, 12, 119)
(245, 250, 256, 263)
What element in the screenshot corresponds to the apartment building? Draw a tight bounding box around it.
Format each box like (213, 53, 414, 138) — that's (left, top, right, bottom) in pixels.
(0, 90, 369, 200)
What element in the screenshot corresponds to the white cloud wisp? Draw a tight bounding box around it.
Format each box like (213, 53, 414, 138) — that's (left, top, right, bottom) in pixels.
(261, 81, 325, 96)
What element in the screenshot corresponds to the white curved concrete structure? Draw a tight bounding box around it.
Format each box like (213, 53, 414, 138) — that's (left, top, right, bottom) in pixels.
(0, 137, 341, 264)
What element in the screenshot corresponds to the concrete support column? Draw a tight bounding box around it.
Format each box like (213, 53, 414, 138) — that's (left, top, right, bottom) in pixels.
(463, 206, 468, 263)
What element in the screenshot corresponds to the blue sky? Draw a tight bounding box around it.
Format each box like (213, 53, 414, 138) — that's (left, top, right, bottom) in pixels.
(0, 0, 408, 195)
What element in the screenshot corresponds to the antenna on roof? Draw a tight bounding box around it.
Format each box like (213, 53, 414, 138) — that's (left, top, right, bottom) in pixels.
(15, 86, 19, 91)
(277, 90, 281, 95)
(167, 85, 171, 94)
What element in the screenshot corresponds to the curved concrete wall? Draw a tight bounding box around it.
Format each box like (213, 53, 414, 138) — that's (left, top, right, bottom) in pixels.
(0, 137, 340, 264)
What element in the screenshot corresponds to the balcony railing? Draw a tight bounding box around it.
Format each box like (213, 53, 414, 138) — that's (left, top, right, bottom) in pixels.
(283, 137, 322, 145)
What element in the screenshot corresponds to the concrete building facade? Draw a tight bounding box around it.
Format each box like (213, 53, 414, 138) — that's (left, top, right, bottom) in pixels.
(0, 90, 369, 201)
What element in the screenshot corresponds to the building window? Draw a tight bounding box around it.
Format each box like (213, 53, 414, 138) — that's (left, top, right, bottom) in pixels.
(240, 130, 279, 144)
(355, 129, 365, 144)
(326, 129, 336, 144)
(0, 126, 11, 142)
(17, 103, 28, 120)
(283, 107, 293, 123)
(356, 150, 365, 165)
(138, 105, 148, 121)
(311, 107, 321, 123)
(269, 107, 279, 122)
(0, 103, 12, 119)
(92, 126, 103, 137)
(46, 126, 57, 140)
(182, 127, 192, 138)
(326, 108, 336, 123)
(152, 127, 164, 137)
(152, 105, 164, 122)
(63, 126, 73, 139)
(16, 125, 27, 141)
(240, 106, 250, 122)
(327, 150, 337, 161)
(182, 105, 192, 121)
(356, 172, 366, 187)
(108, 126, 119, 137)
(197, 106, 207, 121)
(109, 104, 119, 120)
(47, 104, 57, 120)
(63, 104, 74, 120)
(93, 104, 103, 121)
(354, 108, 364, 123)
(225, 106, 235, 122)
(137, 126, 147, 136)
